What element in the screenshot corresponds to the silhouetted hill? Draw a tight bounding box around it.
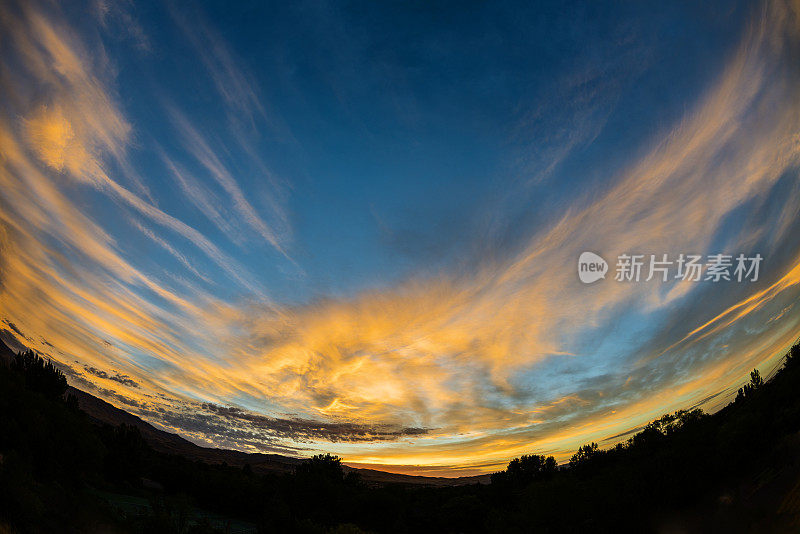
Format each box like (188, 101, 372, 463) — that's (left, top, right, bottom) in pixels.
(67, 385, 301, 474)
(68, 386, 302, 472)
(4, 334, 800, 533)
(344, 466, 489, 487)
(68, 383, 488, 485)
(0, 337, 481, 486)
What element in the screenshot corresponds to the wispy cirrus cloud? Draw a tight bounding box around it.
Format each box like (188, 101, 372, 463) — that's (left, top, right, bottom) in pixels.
(171, 0, 800, 469)
(0, 0, 798, 478)
(2, 4, 260, 290)
(166, 108, 290, 253)
(168, 4, 266, 127)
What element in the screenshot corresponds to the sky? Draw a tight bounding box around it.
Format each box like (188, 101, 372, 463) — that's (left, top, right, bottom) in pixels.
(1, 0, 799, 477)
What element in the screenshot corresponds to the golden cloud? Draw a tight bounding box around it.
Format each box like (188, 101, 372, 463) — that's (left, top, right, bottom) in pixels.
(0, 0, 798, 475)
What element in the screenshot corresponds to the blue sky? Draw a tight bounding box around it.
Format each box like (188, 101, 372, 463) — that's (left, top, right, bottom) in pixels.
(110, 0, 747, 300)
(1, 0, 799, 475)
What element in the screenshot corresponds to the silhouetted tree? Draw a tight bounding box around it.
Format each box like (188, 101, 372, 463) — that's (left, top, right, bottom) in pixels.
(104, 423, 148, 485)
(65, 392, 79, 412)
(4, 338, 800, 533)
(736, 368, 764, 402)
(640, 409, 706, 438)
(491, 454, 557, 484)
(295, 453, 345, 482)
(786, 342, 800, 370)
(750, 368, 763, 389)
(10, 349, 67, 400)
(569, 442, 598, 469)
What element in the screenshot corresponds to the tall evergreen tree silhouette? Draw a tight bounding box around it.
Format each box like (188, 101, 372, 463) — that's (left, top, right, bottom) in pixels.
(10, 349, 67, 400)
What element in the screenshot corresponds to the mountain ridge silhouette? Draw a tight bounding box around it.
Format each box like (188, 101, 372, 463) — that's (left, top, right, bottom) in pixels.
(0, 336, 489, 486)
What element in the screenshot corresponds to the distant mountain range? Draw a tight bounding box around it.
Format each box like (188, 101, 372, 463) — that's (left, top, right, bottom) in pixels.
(0, 337, 489, 486)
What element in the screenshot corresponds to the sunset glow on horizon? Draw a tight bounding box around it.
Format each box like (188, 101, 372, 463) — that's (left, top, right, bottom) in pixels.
(1, 0, 800, 477)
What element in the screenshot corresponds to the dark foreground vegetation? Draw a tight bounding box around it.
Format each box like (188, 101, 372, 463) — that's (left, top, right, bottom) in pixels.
(2, 341, 800, 533)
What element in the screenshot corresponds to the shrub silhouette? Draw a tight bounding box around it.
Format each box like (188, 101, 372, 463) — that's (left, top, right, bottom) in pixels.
(294, 453, 345, 482)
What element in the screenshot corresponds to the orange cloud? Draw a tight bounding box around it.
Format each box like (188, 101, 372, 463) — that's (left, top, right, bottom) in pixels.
(0, 0, 799, 476)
